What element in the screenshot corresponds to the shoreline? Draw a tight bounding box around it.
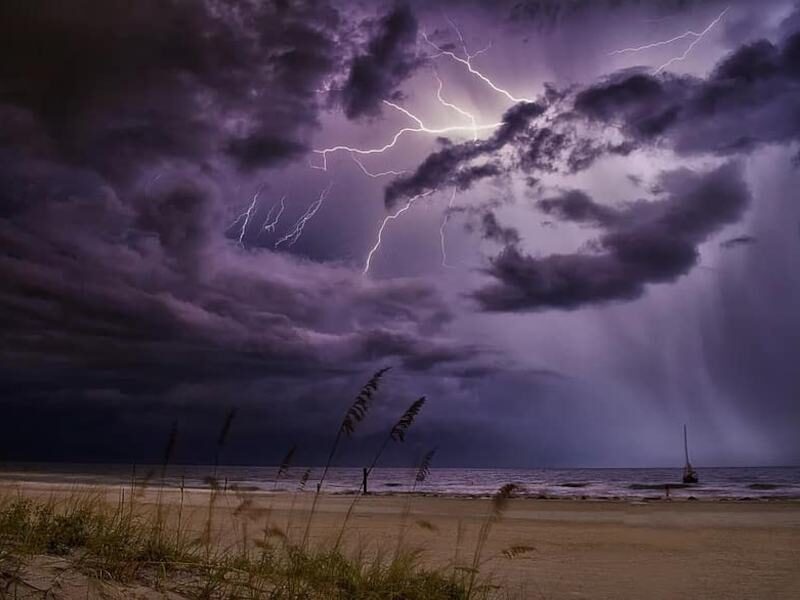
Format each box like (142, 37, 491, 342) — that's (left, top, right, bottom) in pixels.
(2, 476, 800, 503)
(2, 481, 799, 599)
(2, 478, 800, 504)
(2, 464, 798, 502)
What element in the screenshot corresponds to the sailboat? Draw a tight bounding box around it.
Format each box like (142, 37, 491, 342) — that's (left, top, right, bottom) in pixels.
(682, 424, 699, 484)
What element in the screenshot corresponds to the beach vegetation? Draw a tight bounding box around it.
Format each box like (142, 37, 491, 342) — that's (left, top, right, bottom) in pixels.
(0, 369, 519, 599)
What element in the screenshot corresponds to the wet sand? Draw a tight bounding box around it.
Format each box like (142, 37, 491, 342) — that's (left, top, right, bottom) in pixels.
(2, 481, 799, 599)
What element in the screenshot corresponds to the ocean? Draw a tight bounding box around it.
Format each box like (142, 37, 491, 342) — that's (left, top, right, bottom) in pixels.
(2, 463, 799, 500)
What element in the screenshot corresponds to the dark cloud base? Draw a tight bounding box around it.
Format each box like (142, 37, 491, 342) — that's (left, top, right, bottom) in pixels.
(1, 1, 799, 465)
(340, 4, 421, 119)
(476, 163, 750, 311)
(0, 1, 502, 462)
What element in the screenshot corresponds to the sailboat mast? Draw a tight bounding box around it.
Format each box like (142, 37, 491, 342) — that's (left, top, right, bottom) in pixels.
(681, 424, 698, 483)
(683, 424, 690, 465)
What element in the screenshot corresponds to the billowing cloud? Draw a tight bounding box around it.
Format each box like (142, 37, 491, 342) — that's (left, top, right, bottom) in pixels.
(387, 20, 800, 214)
(1, 0, 798, 467)
(340, 4, 421, 119)
(382, 18, 800, 322)
(479, 212, 521, 244)
(0, 2, 493, 446)
(574, 32, 800, 155)
(384, 101, 547, 206)
(0, 173, 476, 383)
(474, 162, 750, 311)
(0, 1, 344, 180)
(0, 2, 486, 367)
(538, 189, 620, 227)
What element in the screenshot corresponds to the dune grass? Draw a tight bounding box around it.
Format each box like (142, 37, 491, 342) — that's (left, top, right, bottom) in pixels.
(0, 368, 521, 598)
(0, 489, 505, 599)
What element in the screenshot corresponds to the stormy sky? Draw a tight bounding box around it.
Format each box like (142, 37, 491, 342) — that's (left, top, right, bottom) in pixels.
(1, 0, 799, 468)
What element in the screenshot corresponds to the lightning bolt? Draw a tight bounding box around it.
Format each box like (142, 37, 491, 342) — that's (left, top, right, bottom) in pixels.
(275, 183, 333, 248)
(351, 155, 408, 178)
(336, 72, 490, 273)
(261, 195, 286, 234)
(353, 16, 521, 275)
(445, 15, 492, 63)
(422, 19, 534, 105)
(230, 186, 264, 248)
(318, 16, 537, 275)
(434, 72, 478, 140)
(363, 191, 434, 274)
(312, 100, 502, 171)
(609, 7, 729, 74)
(439, 188, 457, 268)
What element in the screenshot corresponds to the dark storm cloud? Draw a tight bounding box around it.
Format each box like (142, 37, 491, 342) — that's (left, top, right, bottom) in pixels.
(340, 4, 421, 119)
(0, 151, 489, 420)
(538, 189, 620, 227)
(384, 140, 486, 206)
(358, 329, 481, 371)
(0, 0, 346, 180)
(474, 162, 750, 311)
(452, 163, 505, 190)
(388, 17, 800, 212)
(2, 0, 797, 467)
(382, 19, 800, 320)
(0, 1, 503, 463)
(384, 101, 546, 206)
(0, 172, 468, 384)
(0, 1, 469, 381)
(226, 136, 307, 172)
(383, 85, 639, 207)
(574, 31, 800, 155)
(573, 72, 681, 138)
(480, 212, 521, 244)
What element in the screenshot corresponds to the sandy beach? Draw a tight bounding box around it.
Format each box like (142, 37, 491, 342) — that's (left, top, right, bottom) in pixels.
(2, 481, 798, 599)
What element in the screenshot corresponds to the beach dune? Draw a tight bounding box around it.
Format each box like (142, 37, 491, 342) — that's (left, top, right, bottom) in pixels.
(2, 482, 798, 599)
